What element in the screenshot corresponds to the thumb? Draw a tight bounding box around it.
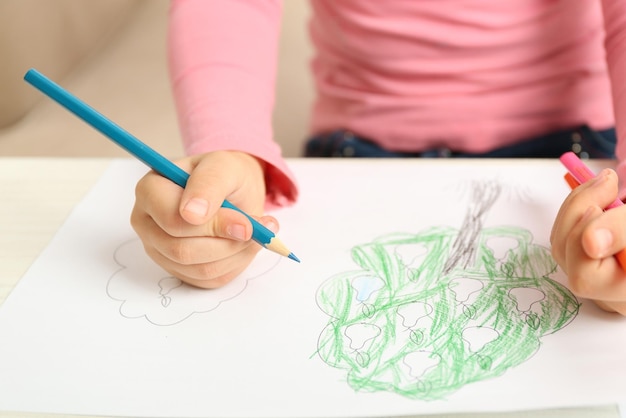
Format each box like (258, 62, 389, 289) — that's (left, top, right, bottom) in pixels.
(178, 156, 243, 226)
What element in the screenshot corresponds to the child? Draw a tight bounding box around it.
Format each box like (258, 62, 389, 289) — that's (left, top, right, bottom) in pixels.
(131, 1, 626, 315)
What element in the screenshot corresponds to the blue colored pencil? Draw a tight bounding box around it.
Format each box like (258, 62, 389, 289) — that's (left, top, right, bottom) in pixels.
(24, 68, 299, 263)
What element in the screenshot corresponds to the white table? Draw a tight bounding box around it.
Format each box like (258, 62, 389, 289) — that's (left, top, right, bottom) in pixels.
(0, 157, 620, 418)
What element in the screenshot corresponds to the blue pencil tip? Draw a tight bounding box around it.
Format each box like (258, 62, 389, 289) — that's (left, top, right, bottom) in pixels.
(288, 253, 301, 263)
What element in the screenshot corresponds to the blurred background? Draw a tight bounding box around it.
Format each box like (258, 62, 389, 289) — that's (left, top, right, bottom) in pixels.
(0, 0, 314, 158)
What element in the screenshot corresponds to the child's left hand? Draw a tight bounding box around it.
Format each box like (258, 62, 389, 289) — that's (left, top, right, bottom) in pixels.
(551, 168, 626, 315)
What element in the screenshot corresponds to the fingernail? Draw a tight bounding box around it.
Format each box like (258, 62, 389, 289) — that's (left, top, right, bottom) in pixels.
(184, 198, 209, 217)
(592, 228, 613, 257)
(227, 224, 246, 241)
(263, 219, 278, 233)
(591, 169, 609, 186)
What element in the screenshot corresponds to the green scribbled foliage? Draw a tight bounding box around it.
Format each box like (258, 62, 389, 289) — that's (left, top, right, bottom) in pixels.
(316, 226, 580, 401)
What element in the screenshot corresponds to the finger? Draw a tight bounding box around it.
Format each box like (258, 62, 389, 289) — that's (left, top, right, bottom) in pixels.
(132, 208, 265, 287)
(178, 153, 265, 226)
(134, 170, 187, 235)
(551, 169, 618, 262)
(551, 177, 590, 257)
(581, 205, 626, 260)
(134, 169, 254, 241)
(594, 300, 626, 316)
(174, 216, 278, 287)
(564, 206, 626, 300)
(132, 206, 275, 265)
(258, 214, 280, 234)
(143, 239, 262, 289)
(139, 214, 254, 265)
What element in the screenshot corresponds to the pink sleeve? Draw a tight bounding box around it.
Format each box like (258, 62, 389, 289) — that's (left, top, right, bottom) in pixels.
(601, 0, 626, 196)
(168, 0, 298, 208)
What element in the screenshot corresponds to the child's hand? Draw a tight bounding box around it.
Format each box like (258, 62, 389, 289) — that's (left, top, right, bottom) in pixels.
(130, 150, 278, 288)
(551, 168, 626, 315)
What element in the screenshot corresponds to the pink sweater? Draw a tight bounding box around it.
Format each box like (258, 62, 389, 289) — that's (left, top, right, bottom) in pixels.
(168, 0, 626, 206)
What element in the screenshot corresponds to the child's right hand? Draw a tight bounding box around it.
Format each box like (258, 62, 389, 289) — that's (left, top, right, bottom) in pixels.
(130, 150, 278, 289)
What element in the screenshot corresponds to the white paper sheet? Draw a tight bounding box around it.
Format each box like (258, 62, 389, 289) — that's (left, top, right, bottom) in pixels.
(0, 159, 625, 418)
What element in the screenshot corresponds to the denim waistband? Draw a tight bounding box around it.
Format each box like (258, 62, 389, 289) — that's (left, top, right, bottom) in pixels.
(304, 125, 616, 159)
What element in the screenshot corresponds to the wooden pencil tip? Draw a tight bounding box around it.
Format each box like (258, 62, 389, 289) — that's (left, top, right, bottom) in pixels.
(265, 236, 299, 262)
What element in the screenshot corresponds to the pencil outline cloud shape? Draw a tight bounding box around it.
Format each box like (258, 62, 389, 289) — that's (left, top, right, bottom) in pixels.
(106, 239, 281, 326)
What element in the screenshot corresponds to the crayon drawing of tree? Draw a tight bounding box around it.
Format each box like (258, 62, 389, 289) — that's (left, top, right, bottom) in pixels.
(315, 180, 579, 401)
